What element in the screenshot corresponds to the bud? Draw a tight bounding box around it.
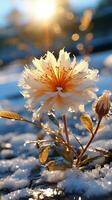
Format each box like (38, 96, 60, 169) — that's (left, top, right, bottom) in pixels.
(95, 91, 111, 119)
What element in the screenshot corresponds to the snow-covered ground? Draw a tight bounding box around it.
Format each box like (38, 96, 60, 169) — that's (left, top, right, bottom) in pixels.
(0, 125, 112, 200)
(0, 51, 112, 200)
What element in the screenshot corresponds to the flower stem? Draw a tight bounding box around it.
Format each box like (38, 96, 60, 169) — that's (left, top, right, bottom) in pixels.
(60, 136, 78, 158)
(63, 115, 70, 146)
(76, 117, 102, 166)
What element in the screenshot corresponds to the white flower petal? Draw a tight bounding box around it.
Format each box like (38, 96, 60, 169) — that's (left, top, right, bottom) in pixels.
(58, 49, 71, 68)
(74, 60, 88, 74)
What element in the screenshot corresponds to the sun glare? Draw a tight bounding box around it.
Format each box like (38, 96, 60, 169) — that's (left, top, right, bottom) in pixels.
(33, 0, 57, 22)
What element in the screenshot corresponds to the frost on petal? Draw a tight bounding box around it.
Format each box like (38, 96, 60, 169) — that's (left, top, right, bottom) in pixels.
(73, 60, 88, 74)
(46, 51, 57, 67)
(58, 49, 71, 68)
(32, 57, 41, 69)
(32, 97, 54, 120)
(71, 56, 76, 68)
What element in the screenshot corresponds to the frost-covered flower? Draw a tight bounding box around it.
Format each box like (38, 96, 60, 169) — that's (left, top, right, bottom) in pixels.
(95, 90, 111, 119)
(20, 49, 98, 120)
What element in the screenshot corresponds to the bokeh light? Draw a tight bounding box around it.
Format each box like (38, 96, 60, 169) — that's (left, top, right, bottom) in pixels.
(85, 32, 93, 41)
(79, 9, 93, 31)
(72, 33, 79, 41)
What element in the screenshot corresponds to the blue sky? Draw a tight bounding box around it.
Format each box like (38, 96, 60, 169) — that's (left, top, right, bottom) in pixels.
(69, 0, 101, 11)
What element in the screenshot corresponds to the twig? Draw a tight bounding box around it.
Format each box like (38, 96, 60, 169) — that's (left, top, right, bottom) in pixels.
(63, 115, 70, 145)
(76, 117, 102, 166)
(73, 135, 84, 150)
(23, 119, 41, 128)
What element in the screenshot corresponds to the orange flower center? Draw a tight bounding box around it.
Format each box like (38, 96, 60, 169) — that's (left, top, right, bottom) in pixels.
(40, 66, 74, 93)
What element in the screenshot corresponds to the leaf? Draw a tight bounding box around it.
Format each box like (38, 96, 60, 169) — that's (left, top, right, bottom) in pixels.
(79, 155, 101, 167)
(0, 110, 41, 128)
(0, 111, 25, 121)
(80, 113, 93, 134)
(48, 112, 59, 127)
(55, 145, 74, 163)
(95, 148, 108, 156)
(46, 160, 72, 171)
(51, 133, 63, 143)
(95, 148, 112, 157)
(39, 146, 50, 164)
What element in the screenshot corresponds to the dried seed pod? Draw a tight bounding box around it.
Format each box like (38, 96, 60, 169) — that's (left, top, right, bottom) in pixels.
(94, 91, 111, 119)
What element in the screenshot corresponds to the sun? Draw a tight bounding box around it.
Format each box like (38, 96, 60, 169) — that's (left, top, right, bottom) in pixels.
(32, 0, 57, 22)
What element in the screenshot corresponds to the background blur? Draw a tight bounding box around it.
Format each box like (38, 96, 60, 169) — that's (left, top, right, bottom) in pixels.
(0, 0, 112, 64)
(0, 0, 112, 133)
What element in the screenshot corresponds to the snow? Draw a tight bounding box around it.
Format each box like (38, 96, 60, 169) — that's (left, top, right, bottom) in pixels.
(2, 188, 33, 200)
(0, 156, 40, 190)
(0, 156, 39, 174)
(0, 133, 40, 199)
(1, 135, 112, 200)
(32, 187, 63, 199)
(2, 132, 112, 199)
(41, 170, 65, 183)
(0, 149, 14, 159)
(41, 162, 112, 198)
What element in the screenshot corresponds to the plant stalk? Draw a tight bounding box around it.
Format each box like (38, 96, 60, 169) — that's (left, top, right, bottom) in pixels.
(76, 117, 102, 166)
(63, 115, 70, 146)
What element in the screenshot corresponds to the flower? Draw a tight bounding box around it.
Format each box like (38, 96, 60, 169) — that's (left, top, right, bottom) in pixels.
(20, 49, 98, 120)
(95, 90, 111, 119)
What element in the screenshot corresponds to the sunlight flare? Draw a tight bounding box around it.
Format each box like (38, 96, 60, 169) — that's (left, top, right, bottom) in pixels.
(31, 0, 57, 22)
